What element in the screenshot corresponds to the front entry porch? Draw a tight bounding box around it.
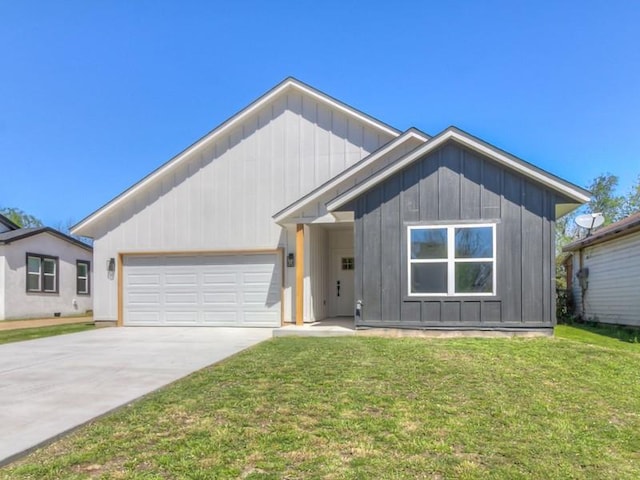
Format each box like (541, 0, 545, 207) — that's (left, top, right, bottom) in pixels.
(293, 221, 356, 327)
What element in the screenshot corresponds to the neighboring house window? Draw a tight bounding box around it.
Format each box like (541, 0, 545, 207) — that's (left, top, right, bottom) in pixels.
(26, 253, 59, 293)
(76, 260, 90, 295)
(408, 224, 496, 296)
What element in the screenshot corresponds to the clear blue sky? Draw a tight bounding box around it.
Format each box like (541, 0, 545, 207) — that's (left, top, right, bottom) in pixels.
(1, 1, 639, 228)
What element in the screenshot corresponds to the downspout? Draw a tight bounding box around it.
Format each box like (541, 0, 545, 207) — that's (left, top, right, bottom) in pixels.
(579, 247, 585, 319)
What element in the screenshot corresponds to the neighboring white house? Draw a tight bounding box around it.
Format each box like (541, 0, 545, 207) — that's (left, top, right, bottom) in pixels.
(71, 78, 589, 329)
(0, 213, 93, 320)
(564, 212, 640, 327)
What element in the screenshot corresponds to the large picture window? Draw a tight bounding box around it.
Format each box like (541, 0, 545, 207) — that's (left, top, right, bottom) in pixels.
(76, 260, 90, 295)
(408, 224, 496, 296)
(26, 253, 59, 293)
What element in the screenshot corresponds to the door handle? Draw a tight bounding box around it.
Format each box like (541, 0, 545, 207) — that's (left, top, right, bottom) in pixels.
(336, 280, 341, 297)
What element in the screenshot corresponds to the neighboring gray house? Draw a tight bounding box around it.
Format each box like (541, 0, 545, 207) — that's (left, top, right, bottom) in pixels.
(71, 78, 589, 332)
(0, 213, 93, 320)
(563, 212, 640, 327)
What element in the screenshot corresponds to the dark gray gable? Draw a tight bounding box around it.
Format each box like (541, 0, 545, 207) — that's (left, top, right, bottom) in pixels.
(352, 140, 561, 329)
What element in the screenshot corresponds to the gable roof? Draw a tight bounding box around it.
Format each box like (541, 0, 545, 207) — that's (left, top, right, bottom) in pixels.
(563, 212, 640, 252)
(272, 127, 430, 223)
(0, 213, 20, 231)
(71, 77, 401, 237)
(0, 227, 93, 252)
(326, 126, 591, 215)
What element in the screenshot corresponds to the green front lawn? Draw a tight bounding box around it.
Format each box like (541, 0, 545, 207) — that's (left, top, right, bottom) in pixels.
(0, 323, 95, 345)
(2, 326, 640, 479)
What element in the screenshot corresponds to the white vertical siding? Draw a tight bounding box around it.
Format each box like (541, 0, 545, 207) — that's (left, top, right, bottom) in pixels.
(578, 232, 640, 326)
(90, 92, 393, 321)
(308, 226, 328, 321)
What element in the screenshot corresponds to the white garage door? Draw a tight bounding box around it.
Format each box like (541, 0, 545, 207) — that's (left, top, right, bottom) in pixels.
(123, 253, 281, 326)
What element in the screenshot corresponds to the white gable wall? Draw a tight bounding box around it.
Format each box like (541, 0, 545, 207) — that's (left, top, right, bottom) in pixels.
(89, 91, 394, 322)
(571, 231, 640, 326)
(1, 233, 93, 320)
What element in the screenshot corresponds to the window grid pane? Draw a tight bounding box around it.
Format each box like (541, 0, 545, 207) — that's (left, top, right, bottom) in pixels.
(27, 273, 40, 291)
(43, 259, 56, 275)
(454, 226, 493, 259)
(410, 228, 447, 259)
(411, 263, 448, 294)
(27, 257, 41, 274)
(455, 262, 493, 293)
(43, 275, 56, 292)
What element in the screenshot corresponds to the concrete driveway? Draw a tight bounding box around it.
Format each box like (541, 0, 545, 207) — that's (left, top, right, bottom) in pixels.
(0, 327, 272, 465)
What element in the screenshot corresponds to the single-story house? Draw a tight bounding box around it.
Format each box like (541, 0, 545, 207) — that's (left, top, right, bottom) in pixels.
(563, 212, 640, 327)
(71, 78, 590, 332)
(0, 213, 93, 320)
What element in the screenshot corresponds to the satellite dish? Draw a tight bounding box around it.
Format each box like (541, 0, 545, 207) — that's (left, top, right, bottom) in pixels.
(575, 213, 604, 233)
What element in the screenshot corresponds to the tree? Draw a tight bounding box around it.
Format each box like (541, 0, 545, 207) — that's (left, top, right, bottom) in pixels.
(0, 207, 43, 228)
(586, 173, 625, 225)
(622, 175, 640, 217)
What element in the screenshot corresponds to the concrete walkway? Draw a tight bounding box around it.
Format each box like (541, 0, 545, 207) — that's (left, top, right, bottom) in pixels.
(0, 327, 272, 465)
(273, 318, 356, 337)
(0, 316, 93, 331)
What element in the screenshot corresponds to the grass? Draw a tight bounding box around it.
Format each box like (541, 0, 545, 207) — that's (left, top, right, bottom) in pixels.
(556, 322, 640, 349)
(0, 323, 95, 345)
(2, 326, 640, 479)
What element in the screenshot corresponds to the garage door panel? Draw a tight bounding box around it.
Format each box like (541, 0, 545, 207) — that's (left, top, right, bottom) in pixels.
(202, 311, 239, 323)
(165, 273, 198, 286)
(128, 274, 160, 286)
(202, 292, 238, 304)
(128, 293, 162, 304)
(164, 293, 198, 304)
(164, 311, 199, 322)
(123, 253, 281, 326)
(202, 272, 238, 285)
(243, 272, 272, 283)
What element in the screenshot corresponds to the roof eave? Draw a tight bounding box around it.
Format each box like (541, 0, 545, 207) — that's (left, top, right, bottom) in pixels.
(563, 220, 640, 252)
(0, 227, 92, 251)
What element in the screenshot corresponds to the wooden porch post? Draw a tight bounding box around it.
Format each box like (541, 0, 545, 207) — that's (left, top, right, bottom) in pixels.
(295, 224, 304, 326)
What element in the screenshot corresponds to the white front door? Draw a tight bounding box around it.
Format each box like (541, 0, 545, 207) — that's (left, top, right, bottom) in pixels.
(330, 249, 355, 317)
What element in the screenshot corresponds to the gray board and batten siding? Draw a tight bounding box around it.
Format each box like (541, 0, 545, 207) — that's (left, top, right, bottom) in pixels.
(350, 141, 571, 330)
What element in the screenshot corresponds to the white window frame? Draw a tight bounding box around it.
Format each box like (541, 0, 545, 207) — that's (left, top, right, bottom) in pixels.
(76, 260, 90, 295)
(26, 253, 58, 293)
(407, 223, 496, 297)
(27, 256, 42, 292)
